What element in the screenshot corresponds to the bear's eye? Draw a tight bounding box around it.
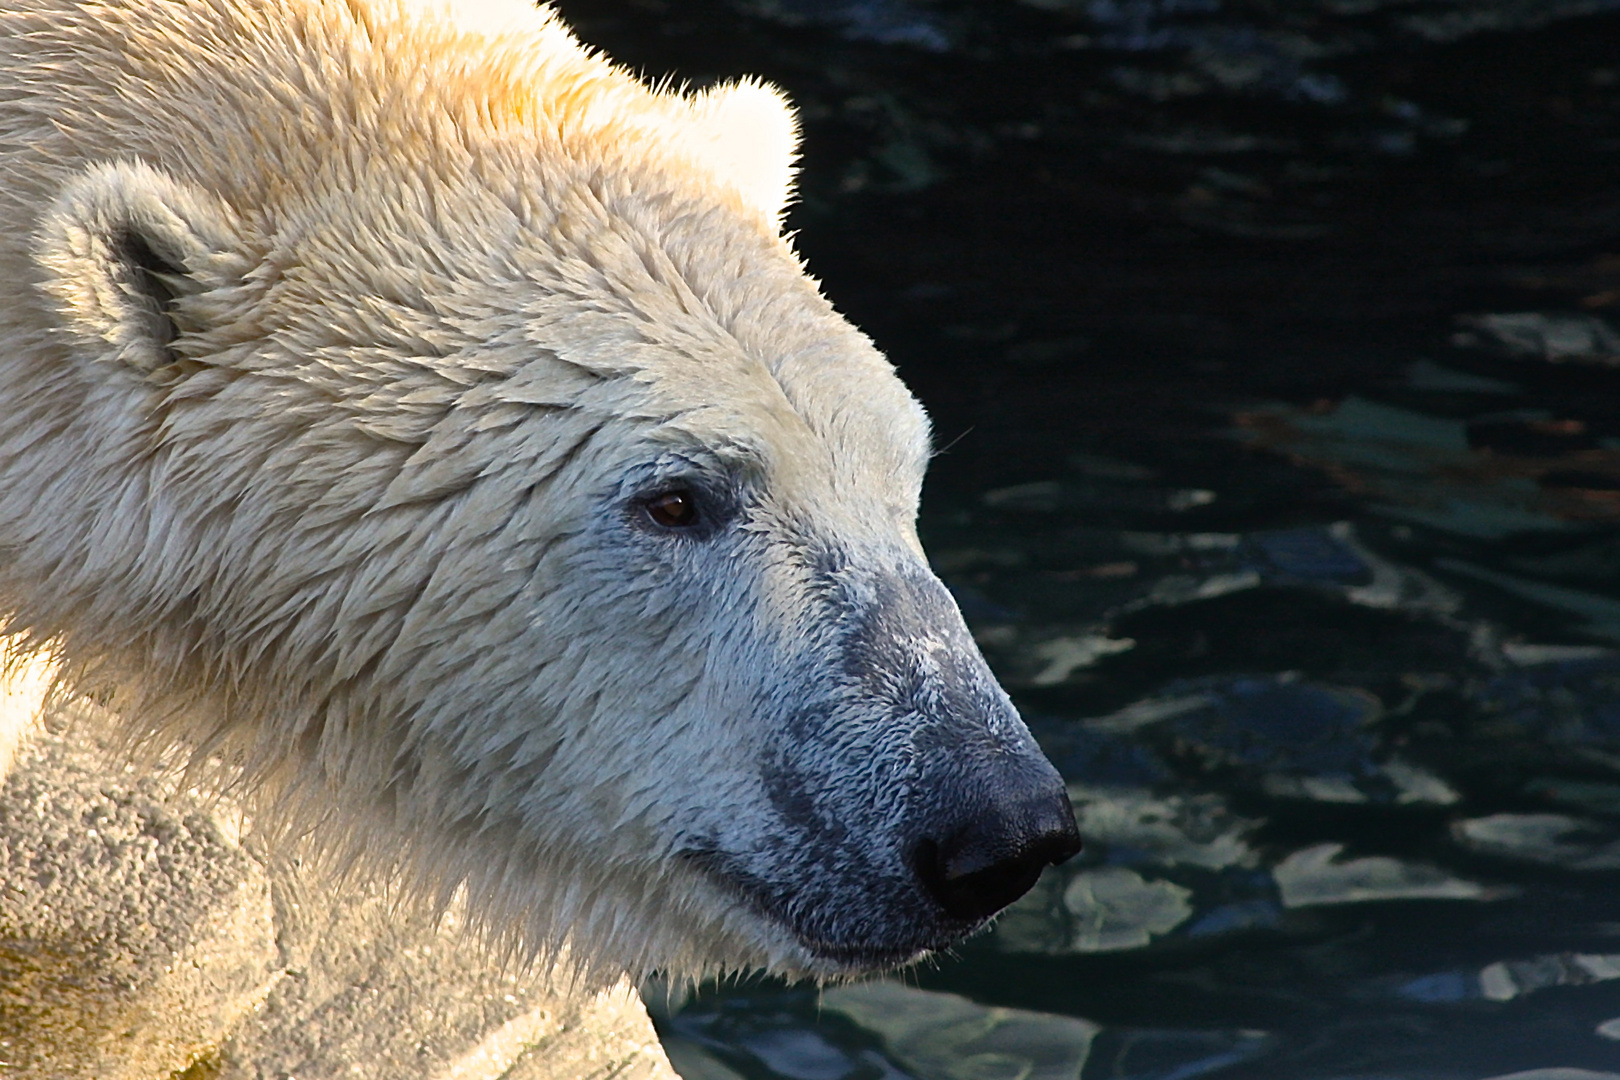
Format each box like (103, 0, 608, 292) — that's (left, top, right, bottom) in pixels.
(644, 489, 699, 529)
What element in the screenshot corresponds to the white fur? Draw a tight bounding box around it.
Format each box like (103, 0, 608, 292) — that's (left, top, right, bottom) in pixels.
(0, 0, 958, 984)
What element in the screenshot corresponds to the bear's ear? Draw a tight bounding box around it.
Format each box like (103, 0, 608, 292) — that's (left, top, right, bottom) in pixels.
(682, 79, 801, 228)
(33, 161, 247, 374)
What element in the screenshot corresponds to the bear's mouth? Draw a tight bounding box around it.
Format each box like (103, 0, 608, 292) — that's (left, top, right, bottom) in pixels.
(791, 936, 939, 971)
(682, 850, 980, 973)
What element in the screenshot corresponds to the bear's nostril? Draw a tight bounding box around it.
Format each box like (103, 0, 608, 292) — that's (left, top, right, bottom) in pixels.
(914, 791, 1083, 923)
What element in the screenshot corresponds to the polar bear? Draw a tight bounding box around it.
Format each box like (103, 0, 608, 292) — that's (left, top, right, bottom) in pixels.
(0, 0, 1079, 984)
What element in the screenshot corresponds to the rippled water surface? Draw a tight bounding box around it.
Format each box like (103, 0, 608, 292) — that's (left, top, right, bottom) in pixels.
(556, 0, 1620, 1075)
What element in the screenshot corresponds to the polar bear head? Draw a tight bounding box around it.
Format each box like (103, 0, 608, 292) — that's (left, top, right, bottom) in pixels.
(2, 0, 1079, 981)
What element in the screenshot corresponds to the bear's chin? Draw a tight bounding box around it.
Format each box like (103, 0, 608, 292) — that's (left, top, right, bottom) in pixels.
(699, 865, 983, 978)
(772, 920, 979, 979)
(794, 940, 944, 976)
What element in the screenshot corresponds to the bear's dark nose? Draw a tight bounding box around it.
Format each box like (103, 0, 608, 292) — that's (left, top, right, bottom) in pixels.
(914, 787, 1082, 922)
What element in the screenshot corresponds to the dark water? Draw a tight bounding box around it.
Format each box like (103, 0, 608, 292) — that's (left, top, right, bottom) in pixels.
(553, 1, 1620, 1075)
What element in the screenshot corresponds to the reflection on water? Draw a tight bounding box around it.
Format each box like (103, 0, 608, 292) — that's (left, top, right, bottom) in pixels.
(555, 0, 1620, 1074)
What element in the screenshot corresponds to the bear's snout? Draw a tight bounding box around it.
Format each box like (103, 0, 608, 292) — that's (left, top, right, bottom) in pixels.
(724, 554, 1084, 968)
(821, 557, 1085, 922)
